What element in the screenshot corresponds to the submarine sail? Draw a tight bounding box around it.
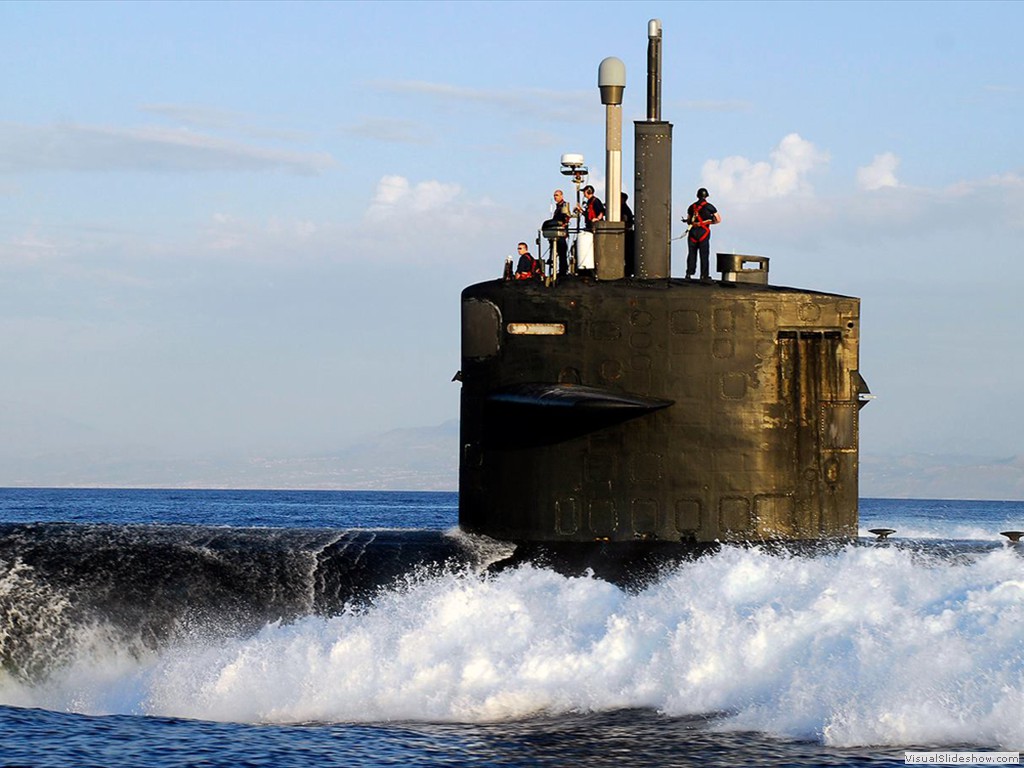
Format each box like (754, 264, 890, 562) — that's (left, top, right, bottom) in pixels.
(458, 21, 868, 544)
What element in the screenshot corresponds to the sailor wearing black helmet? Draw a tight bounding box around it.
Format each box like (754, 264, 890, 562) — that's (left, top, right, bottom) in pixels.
(685, 187, 722, 281)
(576, 185, 605, 232)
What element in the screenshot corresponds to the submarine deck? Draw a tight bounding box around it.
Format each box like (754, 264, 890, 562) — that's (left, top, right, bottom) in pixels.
(466, 275, 855, 300)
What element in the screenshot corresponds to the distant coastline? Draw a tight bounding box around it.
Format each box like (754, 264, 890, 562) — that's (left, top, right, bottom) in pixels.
(1, 420, 1022, 501)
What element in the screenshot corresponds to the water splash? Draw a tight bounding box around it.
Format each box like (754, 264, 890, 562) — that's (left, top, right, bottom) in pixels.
(2, 544, 1021, 749)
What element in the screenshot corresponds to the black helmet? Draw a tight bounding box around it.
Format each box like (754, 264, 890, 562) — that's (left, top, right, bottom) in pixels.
(696, 187, 709, 199)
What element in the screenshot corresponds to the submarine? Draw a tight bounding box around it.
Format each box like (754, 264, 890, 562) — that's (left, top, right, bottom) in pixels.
(458, 20, 871, 548)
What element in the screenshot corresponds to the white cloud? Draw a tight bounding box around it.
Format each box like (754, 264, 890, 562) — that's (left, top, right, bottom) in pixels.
(0, 121, 334, 175)
(141, 104, 248, 130)
(372, 79, 596, 124)
(411, 180, 462, 212)
(345, 118, 431, 145)
(357, 174, 507, 266)
(140, 103, 310, 144)
(701, 133, 829, 203)
(371, 175, 412, 207)
(1, 173, 494, 271)
(181, 175, 477, 265)
(857, 152, 901, 191)
(366, 175, 462, 220)
(0, 232, 60, 265)
(982, 84, 1017, 94)
(203, 213, 325, 256)
(711, 165, 1024, 267)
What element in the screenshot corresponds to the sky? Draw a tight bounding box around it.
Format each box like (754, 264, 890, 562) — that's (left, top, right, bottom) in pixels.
(1, 0, 1022, 482)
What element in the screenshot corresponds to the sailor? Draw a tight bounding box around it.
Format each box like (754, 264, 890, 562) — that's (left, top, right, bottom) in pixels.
(550, 189, 572, 275)
(620, 192, 634, 230)
(685, 187, 722, 281)
(622, 192, 635, 276)
(514, 242, 542, 280)
(577, 185, 606, 231)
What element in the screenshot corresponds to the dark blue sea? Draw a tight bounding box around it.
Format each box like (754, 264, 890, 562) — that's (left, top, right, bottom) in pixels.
(1, 489, 1022, 767)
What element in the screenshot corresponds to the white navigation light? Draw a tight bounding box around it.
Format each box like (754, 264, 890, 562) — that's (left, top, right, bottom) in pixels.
(598, 57, 626, 105)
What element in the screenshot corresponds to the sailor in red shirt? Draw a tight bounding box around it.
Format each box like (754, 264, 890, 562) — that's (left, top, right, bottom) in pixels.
(578, 185, 605, 231)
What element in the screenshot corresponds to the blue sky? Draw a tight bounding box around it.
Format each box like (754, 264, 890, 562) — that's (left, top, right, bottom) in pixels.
(1, 0, 1022, 479)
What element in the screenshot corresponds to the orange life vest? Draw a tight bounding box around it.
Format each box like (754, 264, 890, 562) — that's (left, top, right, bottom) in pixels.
(515, 256, 541, 279)
(690, 200, 711, 243)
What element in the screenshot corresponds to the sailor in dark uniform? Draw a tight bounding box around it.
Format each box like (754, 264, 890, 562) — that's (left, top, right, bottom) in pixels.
(514, 242, 541, 280)
(685, 187, 722, 281)
(551, 189, 571, 275)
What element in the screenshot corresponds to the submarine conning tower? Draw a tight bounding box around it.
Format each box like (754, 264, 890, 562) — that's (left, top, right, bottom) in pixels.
(457, 21, 869, 544)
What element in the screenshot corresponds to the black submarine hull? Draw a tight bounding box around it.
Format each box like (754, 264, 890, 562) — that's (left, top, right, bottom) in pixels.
(0, 522, 741, 682)
(459, 275, 865, 544)
(0, 524, 477, 680)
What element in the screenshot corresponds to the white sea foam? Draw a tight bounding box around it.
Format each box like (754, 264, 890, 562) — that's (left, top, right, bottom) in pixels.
(2, 545, 1022, 749)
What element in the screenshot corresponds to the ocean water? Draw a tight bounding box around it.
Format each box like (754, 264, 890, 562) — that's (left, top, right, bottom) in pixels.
(1, 489, 1022, 767)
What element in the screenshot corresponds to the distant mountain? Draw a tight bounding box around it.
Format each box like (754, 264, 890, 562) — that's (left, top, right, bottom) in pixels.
(2, 416, 1022, 500)
(0, 421, 459, 491)
(860, 453, 1024, 501)
(235, 420, 460, 491)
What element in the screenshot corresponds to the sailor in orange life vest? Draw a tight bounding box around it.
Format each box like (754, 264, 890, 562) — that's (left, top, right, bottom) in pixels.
(575, 185, 606, 231)
(685, 187, 722, 281)
(514, 242, 541, 280)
